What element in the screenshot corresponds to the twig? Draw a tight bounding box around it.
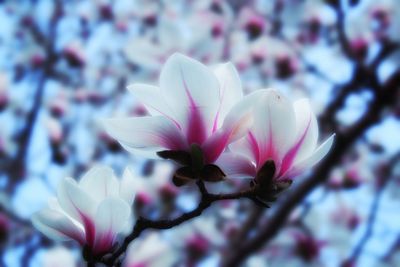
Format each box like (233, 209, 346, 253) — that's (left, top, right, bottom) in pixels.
(89, 181, 258, 266)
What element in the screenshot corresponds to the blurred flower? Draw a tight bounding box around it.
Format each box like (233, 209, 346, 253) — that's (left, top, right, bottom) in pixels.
(238, 7, 267, 41)
(218, 89, 335, 182)
(42, 246, 77, 267)
(0, 212, 10, 244)
(123, 233, 179, 267)
(292, 232, 326, 262)
(63, 42, 86, 68)
(103, 53, 254, 184)
(32, 166, 135, 255)
(0, 73, 9, 112)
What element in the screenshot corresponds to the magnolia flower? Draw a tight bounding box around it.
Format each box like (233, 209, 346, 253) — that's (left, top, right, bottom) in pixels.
(123, 233, 179, 267)
(103, 53, 254, 184)
(32, 166, 135, 255)
(217, 89, 334, 184)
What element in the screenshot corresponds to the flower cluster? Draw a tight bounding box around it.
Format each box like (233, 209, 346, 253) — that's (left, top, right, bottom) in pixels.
(32, 53, 333, 261)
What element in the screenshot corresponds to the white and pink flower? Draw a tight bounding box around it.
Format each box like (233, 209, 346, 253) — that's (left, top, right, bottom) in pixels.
(217, 89, 335, 181)
(32, 166, 135, 255)
(102, 53, 253, 165)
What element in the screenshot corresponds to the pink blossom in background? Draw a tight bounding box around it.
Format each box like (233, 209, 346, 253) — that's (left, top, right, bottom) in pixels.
(32, 166, 135, 255)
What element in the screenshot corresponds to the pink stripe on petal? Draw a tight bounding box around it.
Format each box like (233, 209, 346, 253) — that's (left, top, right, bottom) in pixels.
(202, 131, 230, 163)
(94, 230, 114, 254)
(279, 117, 311, 177)
(248, 132, 260, 165)
(81, 213, 96, 247)
(180, 67, 207, 145)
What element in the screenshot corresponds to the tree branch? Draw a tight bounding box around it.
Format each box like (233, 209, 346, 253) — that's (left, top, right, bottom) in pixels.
(89, 181, 258, 266)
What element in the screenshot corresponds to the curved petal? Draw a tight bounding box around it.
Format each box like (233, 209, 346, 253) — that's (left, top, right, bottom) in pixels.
(252, 89, 296, 168)
(79, 165, 119, 203)
(215, 153, 256, 179)
(202, 130, 231, 163)
(92, 197, 131, 254)
(32, 208, 85, 244)
(57, 177, 97, 246)
(160, 53, 220, 143)
(119, 167, 137, 205)
(229, 133, 259, 164)
(211, 62, 243, 130)
(287, 134, 335, 177)
(102, 116, 187, 151)
(279, 99, 318, 176)
(292, 99, 318, 162)
(222, 90, 265, 143)
(127, 84, 178, 124)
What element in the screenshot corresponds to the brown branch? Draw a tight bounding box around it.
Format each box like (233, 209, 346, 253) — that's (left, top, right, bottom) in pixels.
(6, 1, 63, 192)
(87, 181, 259, 266)
(343, 153, 400, 266)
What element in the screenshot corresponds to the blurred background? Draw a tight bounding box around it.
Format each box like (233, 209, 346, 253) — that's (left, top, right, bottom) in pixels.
(0, 0, 399, 266)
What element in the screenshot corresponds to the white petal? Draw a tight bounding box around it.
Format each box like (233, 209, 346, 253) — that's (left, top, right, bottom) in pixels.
(212, 62, 243, 129)
(102, 116, 187, 151)
(159, 53, 220, 140)
(119, 167, 137, 205)
(127, 84, 177, 121)
(222, 90, 264, 142)
(79, 165, 119, 203)
(229, 133, 259, 163)
(201, 130, 230, 163)
(289, 134, 335, 176)
(92, 197, 131, 254)
(278, 99, 318, 176)
(292, 99, 318, 161)
(57, 177, 96, 224)
(216, 153, 256, 178)
(252, 89, 296, 166)
(32, 208, 85, 243)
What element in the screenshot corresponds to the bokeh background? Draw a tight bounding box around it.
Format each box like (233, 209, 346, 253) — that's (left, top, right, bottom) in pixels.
(0, 0, 399, 266)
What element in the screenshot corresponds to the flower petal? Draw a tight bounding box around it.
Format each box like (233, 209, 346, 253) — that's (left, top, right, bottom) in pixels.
(119, 167, 137, 206)
(215, 153, 256, 178)
(279, 99, 318, 176)
(288, 134, 335, 177)
(252, 89, 296, 168)
(292, 99, 318, 161)
(79, 165, 119, 203)
(160, 53, 220, 143)
(102, 116, 187, 151)
(57, 177, 96, 222)
(32, 208, 85, 244)
(92, 197, 131, 254)
(222, 90, 265, 142)
(57, 177, 97, 246)
(127, 84, 178, 124)
(211, 62, 243, 131)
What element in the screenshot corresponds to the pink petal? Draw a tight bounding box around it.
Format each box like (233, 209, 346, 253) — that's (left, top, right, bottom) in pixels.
(216, 153, 256, 178)
(102, 116, 187, 151)
(287, 134, 335, 178)
(279, 99, 318, 176)
(57, 177, 97, 246)
(252, 89, 296, 169)
(127, 84, 180, 128)
(159, 53, 220, 141)
(92, 197, 131, 254)
(211, 62, 243, 131)
(32, 208, 85, 244)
